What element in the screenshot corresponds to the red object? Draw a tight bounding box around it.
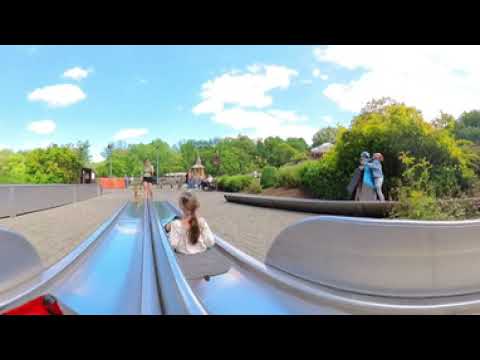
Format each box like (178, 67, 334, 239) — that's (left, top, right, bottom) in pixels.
(3, 295, 64, 315)
(100, 177, 126, 189)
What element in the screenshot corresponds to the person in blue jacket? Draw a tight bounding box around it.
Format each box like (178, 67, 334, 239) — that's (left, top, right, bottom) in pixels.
(365, 153, 385, 201)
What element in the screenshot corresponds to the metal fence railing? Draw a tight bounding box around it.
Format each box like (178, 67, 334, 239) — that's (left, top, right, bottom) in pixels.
(0, 184, 101, 219)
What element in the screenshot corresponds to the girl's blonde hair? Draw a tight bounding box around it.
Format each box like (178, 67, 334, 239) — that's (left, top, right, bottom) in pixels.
(179, 191, 201, 245)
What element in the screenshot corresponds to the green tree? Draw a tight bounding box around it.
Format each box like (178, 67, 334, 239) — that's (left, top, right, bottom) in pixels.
(258, 137, 300, 167)
(455, 110, 480, 144)
(286, 137, 308, 153)
(0, 150, 27, 183)
(24, 145, 83, 184)
(301, 101, 475, 200)
(312, 127, 338, 147)
(360, 97, 398, 115)
(95, 139, 184, 178)
(432, 112, 456, 132)
(75, 140, 91, 166)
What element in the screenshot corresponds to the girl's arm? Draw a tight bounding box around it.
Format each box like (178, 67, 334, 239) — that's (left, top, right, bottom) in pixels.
(201, 219, 216, 248)
(168, 222, 180, 249)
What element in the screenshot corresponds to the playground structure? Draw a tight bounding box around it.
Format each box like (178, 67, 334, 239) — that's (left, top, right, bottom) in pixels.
(3, 192, 480, 314)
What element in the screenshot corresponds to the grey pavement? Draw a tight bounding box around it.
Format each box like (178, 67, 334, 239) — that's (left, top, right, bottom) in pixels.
(154, 189, 317, 261)
(0, 190, 131, 268)
(0, 188, 316, 270)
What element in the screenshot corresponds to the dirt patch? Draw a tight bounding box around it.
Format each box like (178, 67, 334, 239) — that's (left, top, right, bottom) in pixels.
(260, 187, 313, 199)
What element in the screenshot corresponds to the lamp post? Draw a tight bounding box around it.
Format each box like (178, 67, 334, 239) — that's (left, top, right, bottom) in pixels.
(156, 151, 160, 186)
(107, 143, 113, 178)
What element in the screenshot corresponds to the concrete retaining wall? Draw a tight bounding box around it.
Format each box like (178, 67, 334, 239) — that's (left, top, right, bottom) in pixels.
(0, 184, 101, 218)
(224, 193, 395, 218)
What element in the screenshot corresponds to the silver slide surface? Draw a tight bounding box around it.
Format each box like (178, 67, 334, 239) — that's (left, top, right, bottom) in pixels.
(0, 202, 161, 315)
(153, 201, 346, 314)
(5, 198, 480, 314)
(153, 201, 480, 315)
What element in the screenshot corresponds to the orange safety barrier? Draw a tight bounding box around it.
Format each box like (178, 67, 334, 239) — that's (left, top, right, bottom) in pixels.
(99, 177, 126, 189)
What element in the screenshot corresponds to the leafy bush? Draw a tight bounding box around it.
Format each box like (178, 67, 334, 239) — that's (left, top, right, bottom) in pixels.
(299, 154, 347, 200)
(299, 102, 475, 200)
(245, 179, 262, 194)
(277, 161, 315, 188)
(260, 166, 279, 188)
(391, 152, 479, 220)
(217, 175, 253, 192)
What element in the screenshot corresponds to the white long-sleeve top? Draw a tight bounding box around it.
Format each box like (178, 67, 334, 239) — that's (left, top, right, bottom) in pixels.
(168, 217, 216, 255)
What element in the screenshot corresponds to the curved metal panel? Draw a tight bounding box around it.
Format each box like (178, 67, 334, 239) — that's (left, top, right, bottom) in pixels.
(266, 216, 480, 298)
(0, 203, 127, 313)
(159, 201, 480, 314)
(0, 228, 43, 293)
(224, 193, 394, 217)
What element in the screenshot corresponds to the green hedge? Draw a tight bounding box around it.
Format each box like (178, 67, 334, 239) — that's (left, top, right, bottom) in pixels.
(277, 161, 316, 188)
(260, 166, 279, 188)
(245, 179, 262, 194)
(299, 154, 348, 200)
(217, 175, 254, 192)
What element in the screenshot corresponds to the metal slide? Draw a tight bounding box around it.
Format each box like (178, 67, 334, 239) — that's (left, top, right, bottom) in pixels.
(152, 201, 480, 315)
(4, 199, 480, 314)
(0, 202, 161, 315)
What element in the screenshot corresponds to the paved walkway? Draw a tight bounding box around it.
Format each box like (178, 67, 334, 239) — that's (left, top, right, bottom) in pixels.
(0, 188, 317, 270)
(155, 189, 317, 261)
(0, 190, 130, 268)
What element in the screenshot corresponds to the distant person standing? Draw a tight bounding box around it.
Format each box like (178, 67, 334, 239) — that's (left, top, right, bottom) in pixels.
(366, 153, 385, 202)
(353, 151, 377, 201)
(143, 160, 155, 200)
(124, 175, 129, 189)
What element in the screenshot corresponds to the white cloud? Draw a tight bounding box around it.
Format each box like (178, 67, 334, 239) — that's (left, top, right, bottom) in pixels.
(113, 128, 149, 141)
(13, 141, 52, 151)
(91, 152, 105, 163)
(90, 144, 106, 163)
(312, 68, 328, 80)
(211, 107, 315, 143)
(27, 120, 56, 135)
(63, 67, 92, 81)
(28, 84, 87, 108)
(322, 115, 334, 125)
(193, 65, 315, 142)
(315, 45, 480, 120)
(193, 64, 298, 114)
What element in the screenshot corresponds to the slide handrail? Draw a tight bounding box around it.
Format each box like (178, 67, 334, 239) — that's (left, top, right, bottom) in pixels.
(147, 200, 207, 315)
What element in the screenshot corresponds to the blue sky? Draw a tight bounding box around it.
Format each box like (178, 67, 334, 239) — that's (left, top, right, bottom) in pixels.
(2, 45, 479, 162)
